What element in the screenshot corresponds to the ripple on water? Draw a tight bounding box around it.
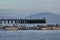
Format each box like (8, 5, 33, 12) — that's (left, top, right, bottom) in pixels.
(0, 30, 60, 40)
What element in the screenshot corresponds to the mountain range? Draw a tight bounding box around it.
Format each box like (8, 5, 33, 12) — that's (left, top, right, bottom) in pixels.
(27, 12, 60, 24)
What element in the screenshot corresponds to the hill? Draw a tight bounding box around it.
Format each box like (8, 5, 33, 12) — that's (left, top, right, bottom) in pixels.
(27, 12, 60, 24)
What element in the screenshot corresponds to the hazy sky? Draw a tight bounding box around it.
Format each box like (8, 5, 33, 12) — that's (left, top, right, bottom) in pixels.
(0, 0, 60, 17)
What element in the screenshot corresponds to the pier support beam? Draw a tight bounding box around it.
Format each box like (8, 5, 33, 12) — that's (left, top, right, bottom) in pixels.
(0, 20, 2, 24)
(8, 20, 10, 24)
(11, 20, 13, 24)
(4, 20, 6, 24)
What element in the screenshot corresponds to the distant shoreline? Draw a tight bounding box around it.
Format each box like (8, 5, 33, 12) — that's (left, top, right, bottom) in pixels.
(0, 27, 60, 30)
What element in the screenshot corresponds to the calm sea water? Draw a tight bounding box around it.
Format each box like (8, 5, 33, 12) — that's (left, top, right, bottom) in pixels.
(0, 30, 60, 40)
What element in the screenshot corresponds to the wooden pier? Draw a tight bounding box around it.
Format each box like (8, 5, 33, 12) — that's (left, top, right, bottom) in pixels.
(0, 19, 46, 24)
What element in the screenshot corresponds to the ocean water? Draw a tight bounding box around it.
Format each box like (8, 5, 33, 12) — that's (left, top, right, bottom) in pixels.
(0, 30, 60, 40)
